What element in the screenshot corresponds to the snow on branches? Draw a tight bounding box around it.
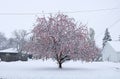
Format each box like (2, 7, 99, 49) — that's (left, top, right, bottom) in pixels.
(26, 13, 99, 68)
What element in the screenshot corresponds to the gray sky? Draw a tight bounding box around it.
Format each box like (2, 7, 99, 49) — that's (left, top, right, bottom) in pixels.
(0, 0, 120, 47)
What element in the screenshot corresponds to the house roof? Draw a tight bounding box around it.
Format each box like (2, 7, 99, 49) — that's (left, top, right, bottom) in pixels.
(0, 48, 18, 53)
(107, 41, 120, 52)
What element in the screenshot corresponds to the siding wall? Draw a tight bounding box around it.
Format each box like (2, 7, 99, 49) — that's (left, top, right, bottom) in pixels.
(102, 42, 118, 62)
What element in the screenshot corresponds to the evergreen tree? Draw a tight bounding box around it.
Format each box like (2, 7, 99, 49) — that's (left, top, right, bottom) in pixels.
(103, 28, 112, 48)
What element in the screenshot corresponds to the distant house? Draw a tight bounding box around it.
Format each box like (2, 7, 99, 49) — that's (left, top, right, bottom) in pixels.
(102, 41, 120, 62)
(0, 48, 28, 61)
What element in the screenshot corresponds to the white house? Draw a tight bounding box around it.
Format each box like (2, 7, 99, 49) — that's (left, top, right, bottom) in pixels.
(102, 41, 120, 62)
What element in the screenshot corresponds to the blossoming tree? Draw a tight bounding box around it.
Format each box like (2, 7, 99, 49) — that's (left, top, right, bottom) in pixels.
(26, 13, 99, 68)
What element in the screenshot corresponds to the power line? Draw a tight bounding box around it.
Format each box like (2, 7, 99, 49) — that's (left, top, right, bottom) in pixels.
(96, 18, 120, 39)
(108, 18, 120, 29)
(63, 8, 120, 13)
(0, 8, 120, 15)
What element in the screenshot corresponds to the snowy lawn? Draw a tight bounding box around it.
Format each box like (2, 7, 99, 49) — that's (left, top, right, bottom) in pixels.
(0, 60, 120, 79)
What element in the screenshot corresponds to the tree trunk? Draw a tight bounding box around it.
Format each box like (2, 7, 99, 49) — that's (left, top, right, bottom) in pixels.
(58, 62, 62, 69)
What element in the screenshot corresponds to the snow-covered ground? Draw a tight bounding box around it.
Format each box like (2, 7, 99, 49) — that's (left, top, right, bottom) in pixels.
(0, 60, 120, 79)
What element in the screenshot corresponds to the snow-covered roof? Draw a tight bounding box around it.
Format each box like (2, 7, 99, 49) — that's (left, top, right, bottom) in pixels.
(0, 48, 18, 53)
(108, 41, 120, 52)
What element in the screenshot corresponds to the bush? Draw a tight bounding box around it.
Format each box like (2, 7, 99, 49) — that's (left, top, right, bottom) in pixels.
(21, 54, 28, 61)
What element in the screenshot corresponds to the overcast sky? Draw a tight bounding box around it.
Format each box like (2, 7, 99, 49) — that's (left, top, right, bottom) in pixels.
(0, 0, 120, 47)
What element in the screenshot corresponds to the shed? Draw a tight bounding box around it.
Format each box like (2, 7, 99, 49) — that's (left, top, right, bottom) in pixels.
(0, 48, 28, 61)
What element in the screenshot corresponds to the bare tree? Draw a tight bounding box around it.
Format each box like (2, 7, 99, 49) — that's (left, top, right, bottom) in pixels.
(12, 30, 28, 53)
(6, 38, 16, 48)
(26, 13, 99, 68)
(0, 32, 7, 50)
(89, 28, 95, 41)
